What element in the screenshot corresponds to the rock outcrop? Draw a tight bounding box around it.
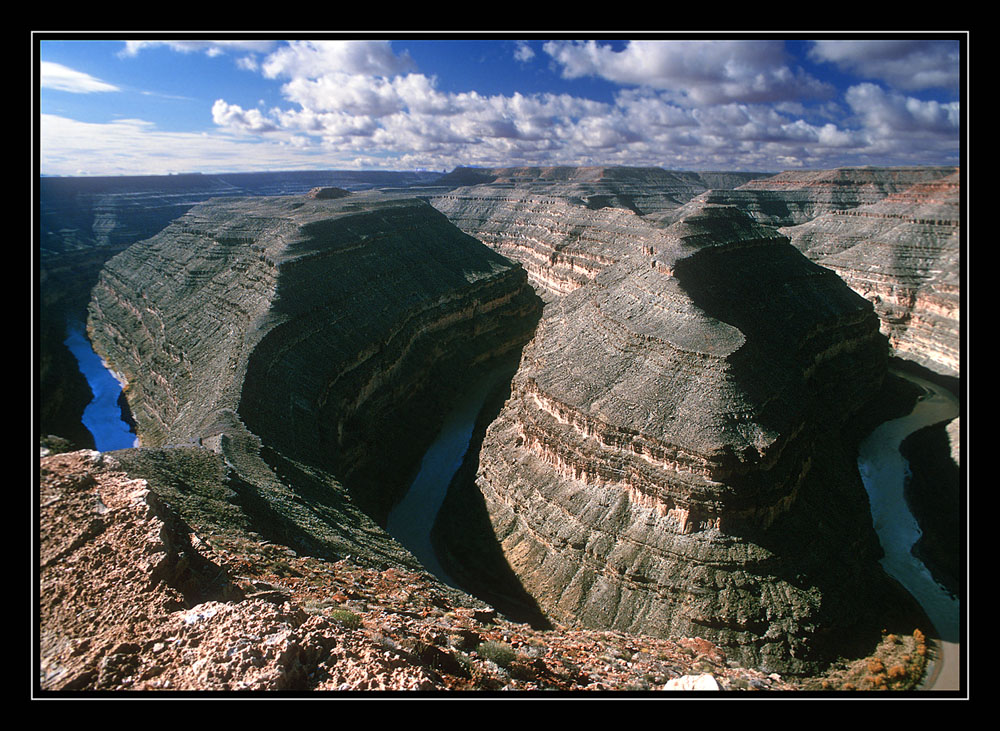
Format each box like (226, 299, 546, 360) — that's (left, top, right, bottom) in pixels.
(436, 201, 920, 674)
(430, 166, 765, 298)
(39, 448, 806, 692)
(39, 164, 960, 689)
(653, 167, 958, 229)
(38, 171, 442, 445)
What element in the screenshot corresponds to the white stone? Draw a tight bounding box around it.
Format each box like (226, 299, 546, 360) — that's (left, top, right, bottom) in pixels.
(663, 674, 720, 690)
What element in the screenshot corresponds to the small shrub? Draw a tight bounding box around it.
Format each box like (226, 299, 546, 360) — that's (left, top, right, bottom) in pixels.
(329, 608, 362, 629)
(887, 664, 907, 681)
(478, 641, 517, 669)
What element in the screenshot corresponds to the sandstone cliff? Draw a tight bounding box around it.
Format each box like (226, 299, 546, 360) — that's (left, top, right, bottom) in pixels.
(39, 165, 959, 690)
(38, 171, 440, 445)
(429, 166, 764, 298)
(435, 201, 919, 674)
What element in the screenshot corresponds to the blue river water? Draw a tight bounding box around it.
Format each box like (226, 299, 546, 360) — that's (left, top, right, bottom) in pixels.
(62, 321, 138, 451)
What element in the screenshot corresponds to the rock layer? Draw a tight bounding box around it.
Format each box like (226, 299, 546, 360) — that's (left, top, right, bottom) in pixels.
(653, 166, 958, 229)
(438, 202, 913, 674)
(782, 172, 961, 379)
(429, 166, 763, 298)
(87, 191, 541, 532)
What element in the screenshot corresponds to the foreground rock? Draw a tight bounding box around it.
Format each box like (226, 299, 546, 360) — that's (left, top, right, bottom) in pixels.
(38, 449, 799, 693)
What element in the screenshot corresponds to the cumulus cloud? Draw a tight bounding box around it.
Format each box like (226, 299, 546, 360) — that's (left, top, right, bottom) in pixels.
(514, 41, 535, 63)
(809, 39, 960, 91)
(543, 40, 834, 105)
(260, 40, 415, 80)
(844, 82, 960, 136)
(40, 61, 119, 93)
(211, 100, 280, 133)
(88, 38, 958, 174)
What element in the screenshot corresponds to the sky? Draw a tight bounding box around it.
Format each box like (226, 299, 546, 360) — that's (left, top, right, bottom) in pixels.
(36, 34, 965, 177)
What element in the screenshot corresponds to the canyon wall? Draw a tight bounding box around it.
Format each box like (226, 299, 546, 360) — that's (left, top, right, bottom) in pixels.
(646, 167, 960, 380)
(87, 190, 541, 557)
(38, 171, 440, 444)
(430, 166, 765, 298)
(47, 165, 961, 679)
(781, 172, 961, 379)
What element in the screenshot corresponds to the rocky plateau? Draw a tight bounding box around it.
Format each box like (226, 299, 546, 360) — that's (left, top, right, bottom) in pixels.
(36, 166, 963, 694)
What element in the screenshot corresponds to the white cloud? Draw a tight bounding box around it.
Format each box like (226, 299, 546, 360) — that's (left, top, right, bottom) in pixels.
(260, 40, 414, 80)
(119, 40, 278, 58)
(211, 100, 280, 133)
(514, 41, 535, 63)
(40, 61, 119, 93)
(845, 83, 960, 136)
(45, 39, 959, 176)
(543, 40, 833, 105)
(40, 113, 327, 176)
(809, 40, 960, 91)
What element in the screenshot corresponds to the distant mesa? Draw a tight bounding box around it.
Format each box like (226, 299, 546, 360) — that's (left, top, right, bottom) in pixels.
(306, 186, 351, 200)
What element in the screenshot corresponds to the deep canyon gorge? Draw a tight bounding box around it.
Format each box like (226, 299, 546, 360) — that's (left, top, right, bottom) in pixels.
(36, 165, 963, 693)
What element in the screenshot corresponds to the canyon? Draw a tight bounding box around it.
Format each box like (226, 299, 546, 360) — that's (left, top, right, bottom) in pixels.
(36, 165, 963, 692)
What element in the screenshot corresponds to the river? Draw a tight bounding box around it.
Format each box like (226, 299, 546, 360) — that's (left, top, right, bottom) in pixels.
(385, 364, 514, 590)
(62, 321, 138, 452)
(856, 369, 962, 691)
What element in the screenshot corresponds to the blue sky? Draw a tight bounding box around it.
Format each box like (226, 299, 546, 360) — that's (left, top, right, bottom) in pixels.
(36, 35, 964, 177)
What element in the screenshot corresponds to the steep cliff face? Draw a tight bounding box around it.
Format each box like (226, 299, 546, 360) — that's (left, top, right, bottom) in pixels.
(88, 191, 541, 529)
(437, 202, 910, 674)
(781, 172, 961, 379)
(38, 171, 442, 446)
(654, 167, 958, 229)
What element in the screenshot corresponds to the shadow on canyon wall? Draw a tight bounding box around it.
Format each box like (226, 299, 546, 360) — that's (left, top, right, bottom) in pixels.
(432, 358, 554, 631)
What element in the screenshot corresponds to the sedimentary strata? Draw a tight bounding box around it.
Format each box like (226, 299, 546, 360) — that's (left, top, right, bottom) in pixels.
(781, 172, 961, 379)
(44, 164, 960, 684)
(87, 190, 541, 536)
(437, 202, 916, 674)
(654, 166, 958, 229)
(430, 166, 763, 298)
(38, 171, 440, 444)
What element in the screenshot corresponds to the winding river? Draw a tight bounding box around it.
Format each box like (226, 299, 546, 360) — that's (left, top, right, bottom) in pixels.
(857, 369, 962, 691)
